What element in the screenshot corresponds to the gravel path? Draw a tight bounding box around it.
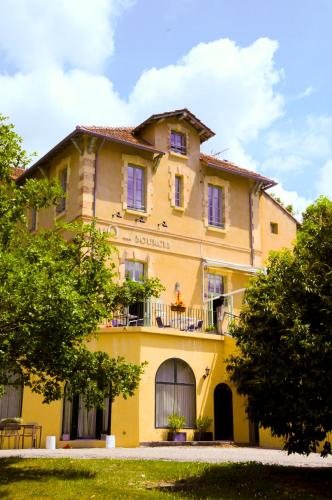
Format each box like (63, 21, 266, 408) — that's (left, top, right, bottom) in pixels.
(0, 446, 331, 468)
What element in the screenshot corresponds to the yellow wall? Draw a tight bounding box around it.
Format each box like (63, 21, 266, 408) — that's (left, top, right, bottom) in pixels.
(12, 112, 299, 449)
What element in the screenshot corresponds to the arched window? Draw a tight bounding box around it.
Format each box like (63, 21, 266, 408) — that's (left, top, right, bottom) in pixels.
(0, 374, 23, 419)
(155, 358, 196, 428)
(62, 385, 111, 440)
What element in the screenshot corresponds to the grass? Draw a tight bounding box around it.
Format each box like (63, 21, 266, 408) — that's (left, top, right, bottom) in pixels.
(0, 458, 331, 499)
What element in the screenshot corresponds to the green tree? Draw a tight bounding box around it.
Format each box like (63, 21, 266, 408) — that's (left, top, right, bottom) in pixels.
(270, 193, 295, 215)
(227, 196, 332, 456)
(0, 114, 164, 407)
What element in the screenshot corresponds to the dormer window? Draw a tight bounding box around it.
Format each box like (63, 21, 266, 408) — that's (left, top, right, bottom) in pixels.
(170, 131, 186, 155)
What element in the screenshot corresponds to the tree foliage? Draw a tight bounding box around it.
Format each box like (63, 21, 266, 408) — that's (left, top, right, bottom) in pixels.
(270, 193, 294, 215)
(227, 196, 332, 455)
(0, 114, 164, 407)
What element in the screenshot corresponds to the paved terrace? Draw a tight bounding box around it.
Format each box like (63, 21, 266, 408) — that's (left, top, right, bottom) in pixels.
(0, 446, 331, 468)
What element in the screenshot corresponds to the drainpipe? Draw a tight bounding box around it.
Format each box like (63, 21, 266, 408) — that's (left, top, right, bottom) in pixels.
(93, 139, 105, 218)
(249, 188, 254, 266)
(249, 182, 264, 266)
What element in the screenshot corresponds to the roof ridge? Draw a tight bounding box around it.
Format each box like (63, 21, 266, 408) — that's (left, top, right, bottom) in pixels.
(78, 125, 135, 131)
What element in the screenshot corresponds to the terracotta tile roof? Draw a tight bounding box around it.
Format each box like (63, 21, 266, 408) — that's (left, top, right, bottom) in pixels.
(11, 167, 25, 179)
(200, 153, 276, 187)
(76, 126, 161, 153)
(133, 108, 215, 143)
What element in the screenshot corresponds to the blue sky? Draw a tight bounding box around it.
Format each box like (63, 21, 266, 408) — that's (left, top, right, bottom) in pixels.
(1, 0, 332, 214)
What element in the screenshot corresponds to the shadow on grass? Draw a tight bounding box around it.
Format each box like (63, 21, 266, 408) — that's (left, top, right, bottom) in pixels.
(154, 462, 332, 500)
(0, 457, 95, 484)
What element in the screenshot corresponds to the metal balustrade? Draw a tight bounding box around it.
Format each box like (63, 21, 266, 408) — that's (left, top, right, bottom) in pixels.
(101, 302, 239, 335)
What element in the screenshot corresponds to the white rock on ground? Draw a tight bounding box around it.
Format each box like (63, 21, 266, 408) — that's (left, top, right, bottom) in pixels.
(0, 446, 331, 468)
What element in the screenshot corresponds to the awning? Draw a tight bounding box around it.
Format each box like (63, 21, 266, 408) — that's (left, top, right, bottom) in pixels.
(203, 258, 264, 274)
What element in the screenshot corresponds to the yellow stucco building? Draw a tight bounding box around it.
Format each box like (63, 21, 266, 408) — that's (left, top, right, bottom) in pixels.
(2, 109, 297, 449)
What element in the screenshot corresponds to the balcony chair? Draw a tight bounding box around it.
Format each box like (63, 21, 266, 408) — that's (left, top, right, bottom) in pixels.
(195, 320, 203, 331)
(181, 323, 195, 332)
(20, 423, 40, 449)
(0, 423, 21, 449)
(156, 316, 171, 328)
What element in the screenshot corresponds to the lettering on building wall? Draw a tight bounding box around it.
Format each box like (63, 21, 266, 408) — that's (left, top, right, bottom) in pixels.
(135, 235, 171, 249)
(97, 224, 119, 238)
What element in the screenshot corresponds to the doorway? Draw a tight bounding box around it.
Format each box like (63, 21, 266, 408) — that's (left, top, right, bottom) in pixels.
(214, 383, 234, 440)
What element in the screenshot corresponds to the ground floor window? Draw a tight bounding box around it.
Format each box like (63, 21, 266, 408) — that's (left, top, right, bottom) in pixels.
(62, 386, 111, 440)
(155, 358, 196, 428)
(0, 375, 23, 420)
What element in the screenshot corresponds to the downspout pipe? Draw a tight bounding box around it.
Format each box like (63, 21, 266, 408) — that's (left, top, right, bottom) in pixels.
(93, 138, 105, 218)
(249, 182, 261, 266)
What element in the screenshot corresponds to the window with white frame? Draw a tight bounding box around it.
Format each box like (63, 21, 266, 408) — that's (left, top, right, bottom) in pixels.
(56, 167, 68, 214)
(207, 273, 224, 297)
(208, 184, 223, 228)
(127, 165, 145, 211)
(155, 358, 196, 428)
(125, 260, 145, 282)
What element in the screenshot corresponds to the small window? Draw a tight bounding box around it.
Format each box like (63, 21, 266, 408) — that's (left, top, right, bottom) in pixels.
(170, 131, 186, 155)
(208, 185, 223, 228)
(270, 222, 279, 234)
(208, 274, 223, 297)
(125, 260, 145, 282)
(29, 208, 37, 232)
(174, 175, 183, 207)
(127, 165, 145, 211)
(56, 167, 68, 214)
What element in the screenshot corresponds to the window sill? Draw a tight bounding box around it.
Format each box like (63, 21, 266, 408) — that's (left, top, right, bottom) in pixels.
(172, 206, 185, 212)
(125, 208, 148, 217)
(169, 151, 188, 161)
(206, 225, 227, 234)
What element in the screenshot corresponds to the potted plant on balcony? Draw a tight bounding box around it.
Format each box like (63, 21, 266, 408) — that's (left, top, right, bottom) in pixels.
(167, 413, 186, 442)
(194, 416, 213, 441)
(171, 292, 186, 313)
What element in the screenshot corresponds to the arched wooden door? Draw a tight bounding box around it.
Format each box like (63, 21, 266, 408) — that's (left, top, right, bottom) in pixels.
(214, 383, 234, 440)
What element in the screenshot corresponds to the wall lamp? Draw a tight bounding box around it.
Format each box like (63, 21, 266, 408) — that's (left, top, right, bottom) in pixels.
(158, 221, 168, 228)
(135, 217, 146, 223)
(112, 211, 122, 218)
(203, 367, 211, 379)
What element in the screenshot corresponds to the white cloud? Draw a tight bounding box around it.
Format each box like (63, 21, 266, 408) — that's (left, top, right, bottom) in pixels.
(0, 0, 131, 73)
(129, 38, 284, 154)
(269, 184, 312, 218)
(262, 154, 310, 174)
(0, 25, 285, 167)
(316, 159, 332, 198)
(0, 4, 313, 212)
(290, 86, 314, 101)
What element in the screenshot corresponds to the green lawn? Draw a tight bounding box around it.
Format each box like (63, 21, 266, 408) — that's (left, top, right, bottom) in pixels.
(0, 458, 330, 499)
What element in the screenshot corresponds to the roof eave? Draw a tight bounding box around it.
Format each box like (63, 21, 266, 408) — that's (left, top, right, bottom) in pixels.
(203, 159, 276, 187)
(17, 128, 164, 182)
(77, 127, 164, 155)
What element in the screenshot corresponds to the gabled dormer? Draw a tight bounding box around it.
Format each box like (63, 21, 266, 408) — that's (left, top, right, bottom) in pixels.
(133, 108, 215, 158)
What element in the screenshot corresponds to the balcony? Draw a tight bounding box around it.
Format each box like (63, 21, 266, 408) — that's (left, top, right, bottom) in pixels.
(101, 303, 239, 335)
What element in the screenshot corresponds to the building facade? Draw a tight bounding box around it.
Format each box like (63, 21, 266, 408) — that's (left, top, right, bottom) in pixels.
(3, 109, 297, 448)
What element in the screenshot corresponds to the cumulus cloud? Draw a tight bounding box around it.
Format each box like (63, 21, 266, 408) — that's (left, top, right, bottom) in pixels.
(2, 1, 314, 213)
(0, 0, 131, 73)
(316, 159, 332, 198)
(0, 23, 285, 166)
(129, 38, 284, 158)
(269, 183, 312, 218)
